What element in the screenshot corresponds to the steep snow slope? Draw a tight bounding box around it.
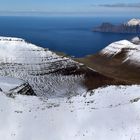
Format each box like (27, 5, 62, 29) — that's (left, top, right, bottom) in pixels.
(0, 85, 140, 140)
(0, 37, 86, 97)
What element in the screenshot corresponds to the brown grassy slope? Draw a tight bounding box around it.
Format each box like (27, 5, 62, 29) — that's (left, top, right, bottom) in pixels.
(59, 64, 130, 91)
(54, 50, 131, 90)
(76, 50, 140, 84)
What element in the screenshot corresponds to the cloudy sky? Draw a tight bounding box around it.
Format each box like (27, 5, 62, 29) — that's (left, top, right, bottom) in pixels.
(0, 0, 140, 16)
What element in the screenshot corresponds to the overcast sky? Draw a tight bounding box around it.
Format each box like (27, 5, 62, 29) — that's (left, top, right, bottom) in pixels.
(0, 0, 140, 16)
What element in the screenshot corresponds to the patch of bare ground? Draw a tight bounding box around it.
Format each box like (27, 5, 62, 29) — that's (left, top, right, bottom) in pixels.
(57, 64, 130, 91)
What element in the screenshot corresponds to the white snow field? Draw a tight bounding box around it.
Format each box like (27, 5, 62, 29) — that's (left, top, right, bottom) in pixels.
(0, 85, 140, 140)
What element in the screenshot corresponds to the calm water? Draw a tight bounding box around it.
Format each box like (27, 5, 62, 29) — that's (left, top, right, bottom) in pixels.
(0, 16, 139, 57)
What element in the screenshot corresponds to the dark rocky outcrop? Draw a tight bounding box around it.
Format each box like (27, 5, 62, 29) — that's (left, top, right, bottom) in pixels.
(9, 82, 35, 96)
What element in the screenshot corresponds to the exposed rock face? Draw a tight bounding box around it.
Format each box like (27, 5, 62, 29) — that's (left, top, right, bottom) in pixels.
(0, 37, 86, 98)
(0, 76, 35, 96)
(93, 19, 140, 33)
(9, 82, 35, 96)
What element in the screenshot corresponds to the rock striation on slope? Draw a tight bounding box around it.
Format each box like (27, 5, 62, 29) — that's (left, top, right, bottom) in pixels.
(0, 37, 86, 98)
(0, 76, 35, 96)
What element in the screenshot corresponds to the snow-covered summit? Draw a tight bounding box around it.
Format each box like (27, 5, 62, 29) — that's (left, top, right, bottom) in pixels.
(101, 40, 135, 56)
(126, 18, 140, 26)
(0, 36, 60, 64)
(101, 39, 140, 64)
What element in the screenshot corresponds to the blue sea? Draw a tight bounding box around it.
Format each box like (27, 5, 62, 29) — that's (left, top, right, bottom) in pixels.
(0, 16, 139, 57)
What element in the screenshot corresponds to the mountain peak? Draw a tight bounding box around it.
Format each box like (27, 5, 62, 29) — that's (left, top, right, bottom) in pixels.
(100, 39, 140, 65)
(126, 18, 140, 26)
(101, 40, 136, 56)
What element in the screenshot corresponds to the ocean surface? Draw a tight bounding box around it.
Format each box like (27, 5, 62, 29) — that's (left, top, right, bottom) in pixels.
(0, 16, 139, 57)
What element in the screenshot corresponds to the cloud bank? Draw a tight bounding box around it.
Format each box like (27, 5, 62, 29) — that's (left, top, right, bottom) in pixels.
(96, 3, 140, 8)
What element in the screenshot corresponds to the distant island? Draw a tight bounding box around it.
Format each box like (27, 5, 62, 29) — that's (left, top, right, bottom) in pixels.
(93, 18, 140, 33)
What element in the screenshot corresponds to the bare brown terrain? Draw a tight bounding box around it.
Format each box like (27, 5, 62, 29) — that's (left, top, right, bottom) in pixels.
(58, 63, 130, 91)
(76, 50, 140, 86)
(54, 50, 133, 90)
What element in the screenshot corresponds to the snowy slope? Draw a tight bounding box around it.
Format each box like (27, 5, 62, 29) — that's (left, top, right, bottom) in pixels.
(0, 37, 86, 97)
(0, 37, 64, 64)
(131, 36, 140, 44)
(0, 85, 140, 140)
(101, 39, 140, 64)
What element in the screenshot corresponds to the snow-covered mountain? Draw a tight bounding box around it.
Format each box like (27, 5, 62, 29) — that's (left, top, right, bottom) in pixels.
(101, 39, 140, 64)
(127, 18, 140, 26)
(0, 37, 86, 97)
